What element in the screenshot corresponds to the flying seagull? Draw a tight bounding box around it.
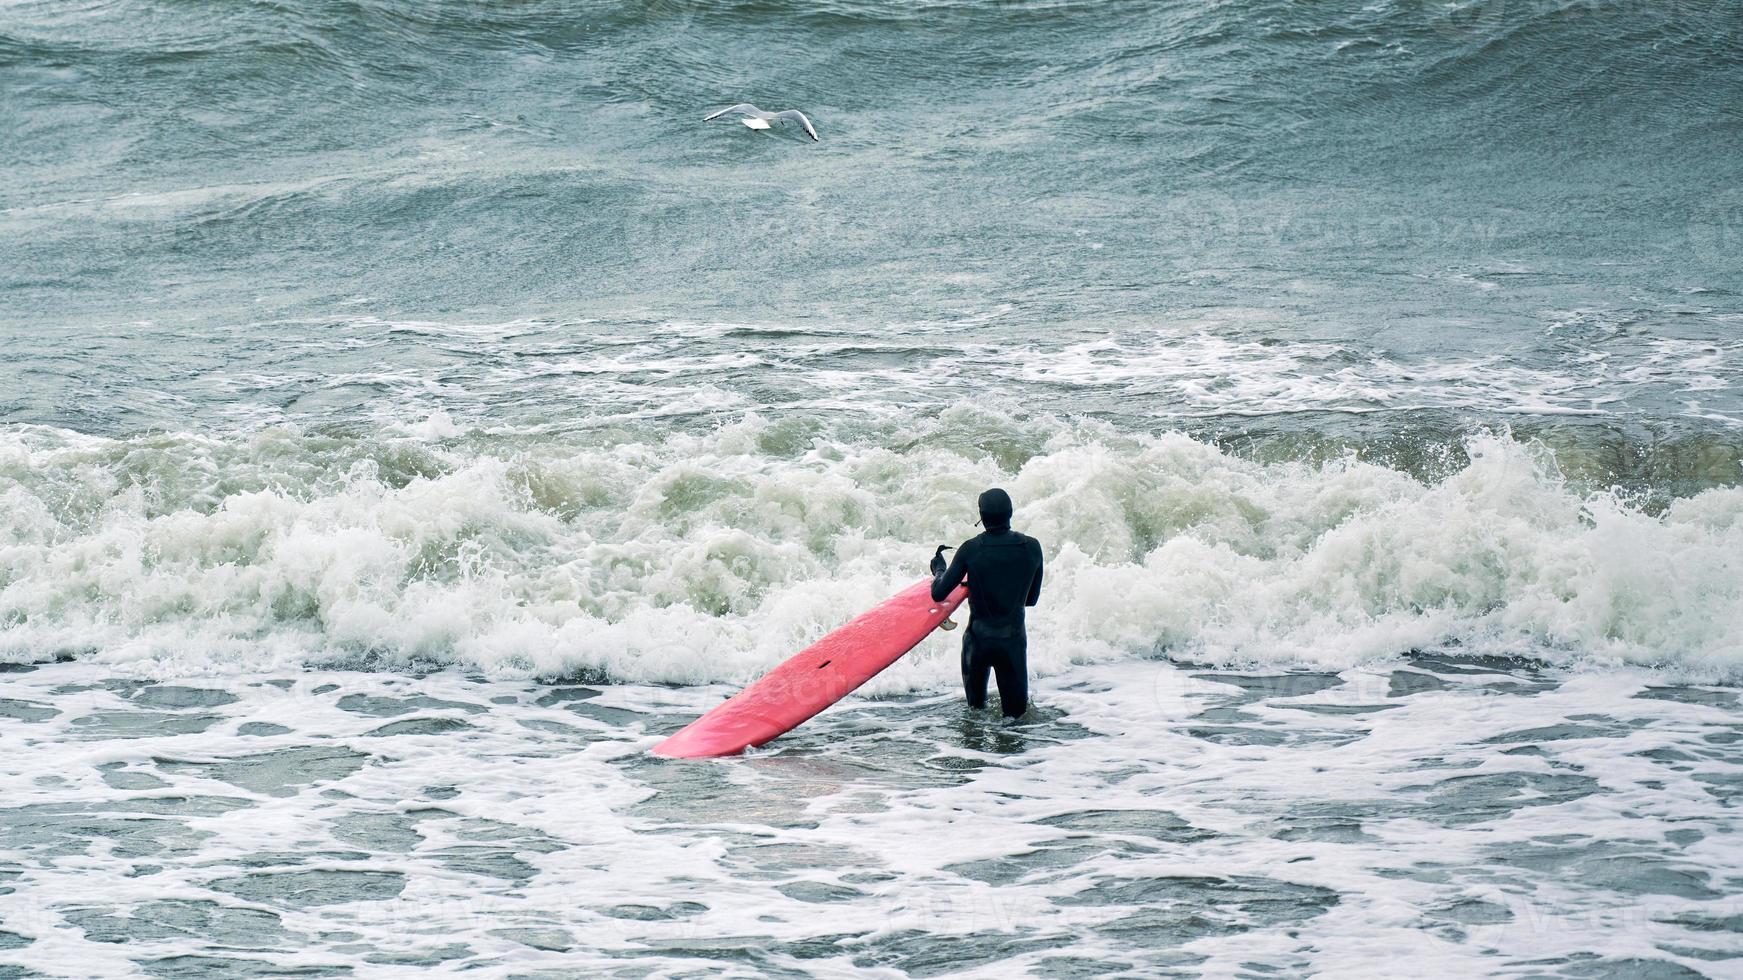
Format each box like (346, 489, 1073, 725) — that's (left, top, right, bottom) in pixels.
(703, 103, 820, 142)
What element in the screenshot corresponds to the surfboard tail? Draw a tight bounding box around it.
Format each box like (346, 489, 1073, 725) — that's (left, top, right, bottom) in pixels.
(653, 579, 969, 758)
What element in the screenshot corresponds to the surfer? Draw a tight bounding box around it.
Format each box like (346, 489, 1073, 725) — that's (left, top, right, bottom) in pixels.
(930, 488, 1044, 719)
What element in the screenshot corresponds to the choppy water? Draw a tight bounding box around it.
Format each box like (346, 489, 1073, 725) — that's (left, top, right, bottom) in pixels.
(5, 658, 1742, 977)
(4, 0, 1743, 975)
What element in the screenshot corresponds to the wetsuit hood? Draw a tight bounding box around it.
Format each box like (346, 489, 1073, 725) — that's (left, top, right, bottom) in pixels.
(978, 488, 1013, 532)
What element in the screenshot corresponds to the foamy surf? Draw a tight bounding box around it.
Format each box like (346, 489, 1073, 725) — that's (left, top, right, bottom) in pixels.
(3, 656, 1739, 976)
(4, 413, 1739, 684)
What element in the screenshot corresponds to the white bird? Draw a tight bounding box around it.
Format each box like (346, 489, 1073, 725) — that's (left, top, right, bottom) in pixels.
(703, 103, 820, 142)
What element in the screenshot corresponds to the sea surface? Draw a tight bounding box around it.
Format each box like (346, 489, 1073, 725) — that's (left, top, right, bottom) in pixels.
(2, 0, 1742, 976)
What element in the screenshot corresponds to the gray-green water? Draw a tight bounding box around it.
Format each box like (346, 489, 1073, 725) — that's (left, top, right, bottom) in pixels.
(5, 0, 1742, 438)
(4, 0, 1743, 975)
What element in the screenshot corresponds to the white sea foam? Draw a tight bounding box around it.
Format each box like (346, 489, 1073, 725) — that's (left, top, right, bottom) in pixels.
(2, 658, 1738, 976)
(2, 413, 1739, 683)
(1014, 331, 1638, 418)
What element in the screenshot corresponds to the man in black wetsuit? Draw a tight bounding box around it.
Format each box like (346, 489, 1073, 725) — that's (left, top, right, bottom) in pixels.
(929, 488, 1044, 719)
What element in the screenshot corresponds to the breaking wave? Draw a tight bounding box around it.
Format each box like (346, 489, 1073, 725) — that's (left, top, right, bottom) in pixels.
(3, 411, 1739, 684)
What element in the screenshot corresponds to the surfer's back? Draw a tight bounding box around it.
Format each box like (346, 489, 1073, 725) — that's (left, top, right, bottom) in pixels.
(936, 528, 1044, 631)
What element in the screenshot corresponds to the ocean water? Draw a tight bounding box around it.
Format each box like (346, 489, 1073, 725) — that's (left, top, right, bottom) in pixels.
(3, 0, 1743, 976)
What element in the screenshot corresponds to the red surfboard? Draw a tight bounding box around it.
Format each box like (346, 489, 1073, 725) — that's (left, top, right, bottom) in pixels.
(653, 579, 969, 758)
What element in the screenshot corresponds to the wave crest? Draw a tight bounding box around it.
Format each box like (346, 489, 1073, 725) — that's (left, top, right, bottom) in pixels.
(2, 415, 1739, 683)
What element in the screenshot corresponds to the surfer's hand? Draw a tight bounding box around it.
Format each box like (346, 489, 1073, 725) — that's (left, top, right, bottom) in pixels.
(930, 545, 953, 578)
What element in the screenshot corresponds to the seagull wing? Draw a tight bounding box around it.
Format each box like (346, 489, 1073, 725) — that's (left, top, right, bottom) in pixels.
(704, 103, 761, 122)
(773, 110, 819, 141)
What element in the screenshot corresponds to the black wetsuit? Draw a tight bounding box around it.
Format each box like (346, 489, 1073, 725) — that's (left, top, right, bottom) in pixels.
(931, 513, 1044, 718)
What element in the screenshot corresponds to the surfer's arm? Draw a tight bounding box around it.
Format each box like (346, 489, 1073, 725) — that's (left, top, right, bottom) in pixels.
(931, 542, 970, 602)
(1025, 541, 1044, 607)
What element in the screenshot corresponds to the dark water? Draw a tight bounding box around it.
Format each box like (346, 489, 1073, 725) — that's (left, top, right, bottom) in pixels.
(5, 0, 1741, 326)
(4, 0, 1742, 433)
